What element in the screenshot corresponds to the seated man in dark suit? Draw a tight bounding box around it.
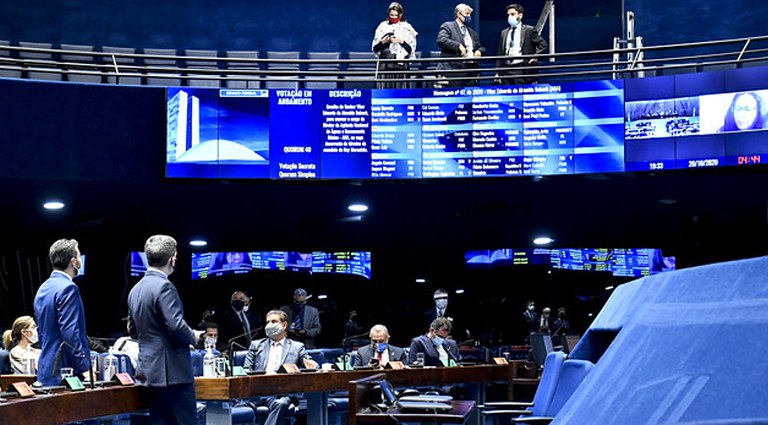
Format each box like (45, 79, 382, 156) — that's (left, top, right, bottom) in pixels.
(353, 324, 407, 368)
(243, 310, 319, 425)
(408, 317, 460, 367)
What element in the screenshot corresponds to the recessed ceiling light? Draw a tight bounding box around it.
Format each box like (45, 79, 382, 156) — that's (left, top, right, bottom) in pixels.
(533, 236, 554, 245)
(455, 289, 465, 294)
(348, 203, 369, 213)
(189, 240, 208, 247)
(605, 285, 615, 291)
(318, 294, 328, 300)
(415, 278, 426, 283)
(43, 201, 65, 210)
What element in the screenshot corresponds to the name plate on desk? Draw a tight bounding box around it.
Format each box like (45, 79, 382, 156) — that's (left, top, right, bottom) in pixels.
(493, 357, 509, 365)
(384, 361, 405, 370)
(62, 376, 85, 391)
(232, 366, 247, 376)
(10, 382, 35, 398)
(278, 364, 301, 374)
(113, 373, 135, 386)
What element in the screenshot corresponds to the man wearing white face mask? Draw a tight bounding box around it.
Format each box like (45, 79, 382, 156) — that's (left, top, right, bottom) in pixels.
(33, 238, 91, 386)
(408, 317, 460, 367)
(243, 310, 318, 425)
(495, 3, 547, 86)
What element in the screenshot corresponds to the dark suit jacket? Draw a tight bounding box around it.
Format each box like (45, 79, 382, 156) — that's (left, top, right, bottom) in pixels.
(243, 337, 313, 372)
(219, 307, 263, 352)
(279, 304, 322, 348)
(128, 269, 198, 387)
(33, 271, 91, 386)
(353, 344, 407, 367)
(408, 334, 460, 367)
(436, 20, 485, 71)
(496, 24, 547, 67)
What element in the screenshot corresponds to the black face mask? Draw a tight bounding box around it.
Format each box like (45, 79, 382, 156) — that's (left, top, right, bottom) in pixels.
(232, 300, 245, 311)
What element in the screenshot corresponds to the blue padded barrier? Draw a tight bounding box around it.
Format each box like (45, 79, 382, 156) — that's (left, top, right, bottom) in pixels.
(554, 256, 768, 425)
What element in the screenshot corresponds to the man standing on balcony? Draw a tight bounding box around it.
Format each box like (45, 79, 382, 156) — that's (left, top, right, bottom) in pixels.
(496, 3, 547, 85)
(436, 3, 485, 87)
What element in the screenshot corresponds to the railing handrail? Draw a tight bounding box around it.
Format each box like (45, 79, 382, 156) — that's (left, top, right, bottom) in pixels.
(1, 34, 767, 85)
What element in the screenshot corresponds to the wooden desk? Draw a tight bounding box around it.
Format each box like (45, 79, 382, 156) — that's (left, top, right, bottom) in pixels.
(195, 363, 527, 400)
(355, 400, 476, 425)
(0, 374, 36, 389)
(195, 363, 530, 425)
(0, 384, 145, 425)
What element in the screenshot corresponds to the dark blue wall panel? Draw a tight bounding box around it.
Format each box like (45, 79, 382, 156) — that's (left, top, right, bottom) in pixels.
(0, 0, 622, 56)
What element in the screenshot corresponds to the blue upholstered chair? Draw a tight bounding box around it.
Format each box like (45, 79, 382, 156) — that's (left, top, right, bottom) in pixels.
(479, 351, 566, 423)
(509, 359, 594, 424)
(0, 349, 11, 374)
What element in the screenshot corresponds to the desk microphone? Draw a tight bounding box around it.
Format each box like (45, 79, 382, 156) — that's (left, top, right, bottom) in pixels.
(342, 331, 369, 345)
(445, 345, 461, 366)
(52, 340, 95, 389)
(227, 329, 261, 376)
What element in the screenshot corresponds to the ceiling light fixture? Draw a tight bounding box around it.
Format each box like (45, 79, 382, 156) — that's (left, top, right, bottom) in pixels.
(533, 236, 554, 245)
(43, 201, 65, 210)
(348, 203, 369, 213)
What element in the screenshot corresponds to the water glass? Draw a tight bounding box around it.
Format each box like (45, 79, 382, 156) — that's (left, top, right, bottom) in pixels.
(215, 358, 228, 376)
(60, 367, 74, 379)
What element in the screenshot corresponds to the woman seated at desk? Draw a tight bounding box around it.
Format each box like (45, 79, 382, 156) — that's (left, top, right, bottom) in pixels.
(2, 316, 41, 374)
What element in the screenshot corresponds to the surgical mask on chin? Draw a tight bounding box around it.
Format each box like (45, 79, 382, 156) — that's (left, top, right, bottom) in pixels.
(433, 335, 445, 346)
(27, 329, 39, 344)
(435, 299, 448, 309)
(265, 323, 283, 339)
(508, 16, 519, 27)
(528, 305, 535, 311)
(375, 342, 388, 353)
(243, 304, 249, 312)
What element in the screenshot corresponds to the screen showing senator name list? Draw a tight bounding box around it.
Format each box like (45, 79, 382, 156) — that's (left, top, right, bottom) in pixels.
(167, 66, 768, 180)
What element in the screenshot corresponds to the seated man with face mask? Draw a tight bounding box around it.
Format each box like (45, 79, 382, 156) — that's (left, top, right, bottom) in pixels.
(353, 324, 407, 368)
(243, 310, 319, 425)
(408, 317, 460, 367)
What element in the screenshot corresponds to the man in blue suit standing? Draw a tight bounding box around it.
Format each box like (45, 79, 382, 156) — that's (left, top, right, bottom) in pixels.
(408, 317, 460, 367)
(128, 235, 203, 425)
(353, 324, 407, 368)
(244, 309, 318, 425)
(34, 238, 90, 387)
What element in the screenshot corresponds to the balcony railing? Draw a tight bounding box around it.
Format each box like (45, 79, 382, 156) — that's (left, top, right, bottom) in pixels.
(1, 35, 767, 88)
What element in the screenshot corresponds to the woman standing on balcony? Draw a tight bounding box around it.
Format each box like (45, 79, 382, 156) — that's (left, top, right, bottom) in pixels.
(372, 2, 418, 89)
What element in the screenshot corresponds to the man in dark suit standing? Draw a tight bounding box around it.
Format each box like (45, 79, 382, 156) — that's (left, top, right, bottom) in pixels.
(33, 238, 90, 387)
(128, 235, 203, 425)
(244, 309, 318, 425)
(496, 3, 547, 85)
(219, 290, 262, 353)
(408, 317, 460, 367)
(436, 3, 485, 87)
(280, 288, 321, 349)
(353, 324, 407, 368)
